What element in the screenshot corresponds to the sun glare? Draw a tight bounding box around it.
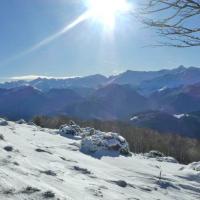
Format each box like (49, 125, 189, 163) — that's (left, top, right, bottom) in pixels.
(86, 0, 132, 30)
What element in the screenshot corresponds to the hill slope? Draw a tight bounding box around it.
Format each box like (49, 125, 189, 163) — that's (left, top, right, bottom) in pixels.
(0, 121, 199, 200)
(129, 111, 200, 138)
(65, 84, 150, 120)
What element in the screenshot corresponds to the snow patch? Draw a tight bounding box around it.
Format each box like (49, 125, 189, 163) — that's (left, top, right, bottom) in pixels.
(173, 114, 189, 119)
(158, 86, 167, 92)
(130, 116, 138, 121)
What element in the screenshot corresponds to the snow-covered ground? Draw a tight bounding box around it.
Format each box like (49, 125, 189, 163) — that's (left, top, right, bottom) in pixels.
(0, 121, 199, 200)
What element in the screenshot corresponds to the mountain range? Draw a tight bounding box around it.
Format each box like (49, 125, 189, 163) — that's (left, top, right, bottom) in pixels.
(2, 65, 200, 93)
(1, 66, 200, 138)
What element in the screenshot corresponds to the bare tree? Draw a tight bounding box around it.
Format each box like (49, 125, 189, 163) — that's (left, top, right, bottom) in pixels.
(141, 0, 200, 47)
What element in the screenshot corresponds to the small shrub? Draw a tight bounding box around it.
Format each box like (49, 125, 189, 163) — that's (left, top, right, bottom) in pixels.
(73, 166, 91, 174)
(3, 188, 15, 195)
(4, 146, 13, 152)
(13, 161, 19, 166)
(60, 156, 66, 161)
(40, 170, 57, 176)
(43, 191, 55, 198)
(0, 134, 4, 140)
(21, 186, 40, 194)
(111, 180, 128, 188)
(35, 148, 52, 154)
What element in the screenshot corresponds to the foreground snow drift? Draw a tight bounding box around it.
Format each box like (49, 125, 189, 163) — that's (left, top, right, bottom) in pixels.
(0, 120, 199, 200)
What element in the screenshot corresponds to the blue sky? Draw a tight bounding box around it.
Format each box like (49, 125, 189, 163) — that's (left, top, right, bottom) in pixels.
(0, 0, 199, 80)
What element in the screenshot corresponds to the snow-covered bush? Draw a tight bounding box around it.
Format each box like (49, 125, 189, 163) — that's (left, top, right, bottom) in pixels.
(156, 156, 178, 163)
(27, 122, 36, 126)
(59, 121, 130, 156)
(187, 162, 200, 171)
(81, 127, 96, 137)
(59, 121, 82, 136)
(144, 150, 178, 163)
(80, 131, 130, 156)
(145, 150, 165, 158)
(0, 118, 8, 126)
(16, 119, 26, 124)
(59, 121, 96, 138)
(59, 125, 78, 136)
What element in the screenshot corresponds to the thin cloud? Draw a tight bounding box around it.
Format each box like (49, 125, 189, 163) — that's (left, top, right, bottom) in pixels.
(10, 75, 80, 81)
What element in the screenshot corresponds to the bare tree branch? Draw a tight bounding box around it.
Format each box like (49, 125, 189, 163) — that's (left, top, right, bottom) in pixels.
(140, 0, 200, 47)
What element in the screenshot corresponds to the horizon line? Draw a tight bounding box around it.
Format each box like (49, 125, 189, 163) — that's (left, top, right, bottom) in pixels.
(0, 65, 199, 83)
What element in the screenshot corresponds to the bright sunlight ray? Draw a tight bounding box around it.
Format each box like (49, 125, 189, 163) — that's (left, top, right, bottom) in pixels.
(0, 0, 133, 67)
(85, 0, 132, 29)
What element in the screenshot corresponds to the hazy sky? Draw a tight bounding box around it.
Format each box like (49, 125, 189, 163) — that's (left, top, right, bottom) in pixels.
(0, 0, 199, 79)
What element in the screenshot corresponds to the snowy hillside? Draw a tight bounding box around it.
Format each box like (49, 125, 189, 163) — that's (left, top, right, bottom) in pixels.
(0, 120, 199, 200)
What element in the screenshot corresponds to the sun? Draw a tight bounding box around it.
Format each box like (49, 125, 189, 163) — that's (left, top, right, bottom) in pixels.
(85, 0, 131, 30)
